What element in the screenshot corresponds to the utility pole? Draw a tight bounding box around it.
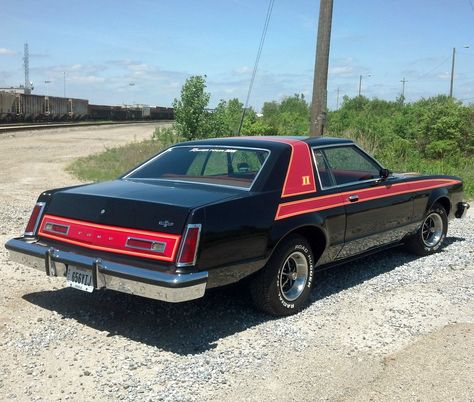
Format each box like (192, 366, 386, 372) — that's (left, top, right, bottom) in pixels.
(309, 0, 334, 137)
(358, 74, 371, 97)
(336, 87, 340, 109)
(63, 72, 66, 98)
(449, 47, 456, 98)
(449, 45, 469, 98)
(400, 77, 407, 98)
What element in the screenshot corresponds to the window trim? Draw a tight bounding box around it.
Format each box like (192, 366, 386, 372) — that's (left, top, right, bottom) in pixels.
(312, 144, 385, 190)
(312, 147, 336, 189)
(123, 145, 272, 192)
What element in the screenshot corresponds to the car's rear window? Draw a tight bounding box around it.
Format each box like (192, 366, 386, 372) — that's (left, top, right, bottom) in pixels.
(126, 146, 270, 189)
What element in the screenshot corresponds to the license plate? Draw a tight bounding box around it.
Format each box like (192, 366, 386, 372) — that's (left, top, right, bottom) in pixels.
(66, 266, 94, 293)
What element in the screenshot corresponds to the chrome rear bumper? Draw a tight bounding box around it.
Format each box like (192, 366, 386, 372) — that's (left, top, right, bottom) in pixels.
(455, 202, 470, 219)
(5, 238, 207, 303)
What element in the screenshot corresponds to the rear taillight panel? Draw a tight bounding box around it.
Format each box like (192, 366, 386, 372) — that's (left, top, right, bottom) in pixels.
(176, 224, 202, 267)
(125, 237, 167, 253)
(38, 214, 180, 262)
(24, 202, 46, 236)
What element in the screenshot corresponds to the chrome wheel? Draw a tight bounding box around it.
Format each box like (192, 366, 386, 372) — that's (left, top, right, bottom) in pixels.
(279, 251, 309, 302)
(422, 213, 443, 247)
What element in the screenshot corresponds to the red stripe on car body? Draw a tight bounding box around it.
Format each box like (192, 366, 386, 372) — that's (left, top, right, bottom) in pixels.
(38, 214, 181, 262)
(275, 178, 461, 220)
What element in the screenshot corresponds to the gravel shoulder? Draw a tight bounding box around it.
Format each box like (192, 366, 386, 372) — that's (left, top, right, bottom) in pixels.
(0, 126, 473, 401)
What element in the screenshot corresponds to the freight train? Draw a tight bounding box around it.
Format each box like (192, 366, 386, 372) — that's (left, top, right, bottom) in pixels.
(0, 91, 174, 122)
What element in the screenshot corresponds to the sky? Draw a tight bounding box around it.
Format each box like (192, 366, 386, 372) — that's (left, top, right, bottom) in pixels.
(1, 0, 473, 110)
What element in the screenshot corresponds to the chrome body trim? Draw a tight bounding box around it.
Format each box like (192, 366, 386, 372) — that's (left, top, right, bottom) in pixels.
(24, 202, 46, 237)
(5, 238, 208, 303)
(123, 145, 272, 192)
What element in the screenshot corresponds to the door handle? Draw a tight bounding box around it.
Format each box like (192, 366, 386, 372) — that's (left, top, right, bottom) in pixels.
(347, 194, 359, 202)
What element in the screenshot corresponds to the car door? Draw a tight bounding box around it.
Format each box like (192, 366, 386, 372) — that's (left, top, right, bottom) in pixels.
(314, 145, 414, 259)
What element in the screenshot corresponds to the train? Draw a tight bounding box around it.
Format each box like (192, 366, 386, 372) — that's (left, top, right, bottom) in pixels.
(0, 91, 174, 123)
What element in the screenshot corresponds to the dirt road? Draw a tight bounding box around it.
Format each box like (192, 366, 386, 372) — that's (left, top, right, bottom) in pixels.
(0, 125, 472, 401)
(0, 123, 161, 203)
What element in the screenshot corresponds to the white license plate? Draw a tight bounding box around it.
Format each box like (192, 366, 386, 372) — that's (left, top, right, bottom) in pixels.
(66, 266, 94, 293)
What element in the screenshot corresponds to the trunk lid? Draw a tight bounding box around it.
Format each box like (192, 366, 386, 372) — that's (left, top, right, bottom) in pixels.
(45, 179, 242, 235)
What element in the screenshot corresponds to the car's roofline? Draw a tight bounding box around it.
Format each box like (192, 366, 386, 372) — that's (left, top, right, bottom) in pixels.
(180, 136, 354, 149)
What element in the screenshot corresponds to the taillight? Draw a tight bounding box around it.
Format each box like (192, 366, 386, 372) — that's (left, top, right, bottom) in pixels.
(24, 202, 46, 236)
(126, 237, 166, 253)
(177, 224, 202, 267)
(43, 222, 70, 235)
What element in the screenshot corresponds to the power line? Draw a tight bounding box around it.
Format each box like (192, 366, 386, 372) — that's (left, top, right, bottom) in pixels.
(412, 56, 450, 81)
(237, 0, 275, 135)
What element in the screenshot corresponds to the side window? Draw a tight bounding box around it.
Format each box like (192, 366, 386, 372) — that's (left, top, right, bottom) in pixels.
(313, 149, 334, 188)
(323, 146, 380, 186)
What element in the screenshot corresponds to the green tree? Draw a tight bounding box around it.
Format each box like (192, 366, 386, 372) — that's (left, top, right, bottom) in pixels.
(173, 75, 210, 140)
(202, 100, 230, 137)
(277, 94, 309, 135)
(226, 98, 244, 135)
(262, 101, 280, 128)
(409, 95, 473, 157)
(261, 95, 309, 135)
(241, 118, 276, 136)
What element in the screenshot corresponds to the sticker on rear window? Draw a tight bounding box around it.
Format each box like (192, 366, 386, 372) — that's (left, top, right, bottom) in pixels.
(189, 148, 237, 153)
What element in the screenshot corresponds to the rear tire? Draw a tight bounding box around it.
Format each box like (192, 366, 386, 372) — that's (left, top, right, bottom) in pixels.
(406, 202, 448, 256)
(250, 235, 314, 316)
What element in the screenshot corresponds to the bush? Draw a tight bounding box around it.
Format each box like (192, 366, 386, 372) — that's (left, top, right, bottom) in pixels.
(262, 94, 309, 135)
(152, 126, 179, 148)
(326, 95, 474, 197)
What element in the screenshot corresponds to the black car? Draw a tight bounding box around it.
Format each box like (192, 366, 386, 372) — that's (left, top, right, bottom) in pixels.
(5, 136, 470, 316)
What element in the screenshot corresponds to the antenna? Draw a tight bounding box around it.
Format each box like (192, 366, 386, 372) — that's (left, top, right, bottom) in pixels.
(23, 43, 32, 94)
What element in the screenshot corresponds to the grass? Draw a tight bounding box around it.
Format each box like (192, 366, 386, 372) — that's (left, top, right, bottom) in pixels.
(67, 139, 163, 182)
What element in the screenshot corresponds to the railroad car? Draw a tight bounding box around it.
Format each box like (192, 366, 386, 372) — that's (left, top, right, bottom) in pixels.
(1, 91, 172, 123)
(0, 91, 88, 122)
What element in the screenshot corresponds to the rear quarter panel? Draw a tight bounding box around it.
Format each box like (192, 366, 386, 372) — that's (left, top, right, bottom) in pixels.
(197, 191, 279, 287)
(409, 175, 464, 223)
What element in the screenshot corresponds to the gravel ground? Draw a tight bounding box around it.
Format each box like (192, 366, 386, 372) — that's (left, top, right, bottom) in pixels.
(0, 126, 473, 401)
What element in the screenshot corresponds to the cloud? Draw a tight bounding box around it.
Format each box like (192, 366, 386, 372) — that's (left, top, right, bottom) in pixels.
(332, 32, 367, 44)
(329, 65, 354, 77)
(72, 75, 106, 83)
(206, 68, 314, 109)
(0, 48, 16, 55)
(328, 57, 370, 79)
(232, 66, 252, 75)
(436, 72, 451, 80)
